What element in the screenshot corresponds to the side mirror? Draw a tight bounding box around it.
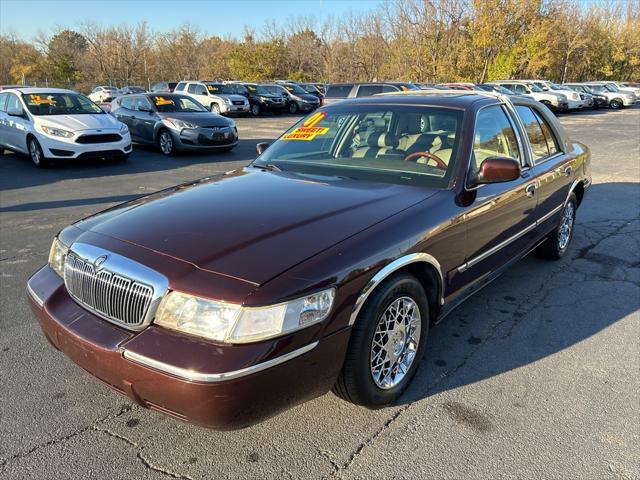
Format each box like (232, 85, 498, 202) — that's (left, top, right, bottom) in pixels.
(256, 142, 270, 155)
(7, 106, 25, 118)
(470, 156, 521, 186)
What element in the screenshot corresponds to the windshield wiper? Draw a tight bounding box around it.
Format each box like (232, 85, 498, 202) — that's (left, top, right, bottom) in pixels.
(254, 163, 283, 172)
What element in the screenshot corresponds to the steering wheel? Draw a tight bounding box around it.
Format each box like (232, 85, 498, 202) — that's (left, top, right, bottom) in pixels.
(404, 151, 447, 169)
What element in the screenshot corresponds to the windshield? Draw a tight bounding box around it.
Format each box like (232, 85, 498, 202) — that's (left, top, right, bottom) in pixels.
(245, 85, 270, 95)
(283, 84, 308, 95)
(301, 84, 319, 94)
(526, 83, 543, 92)
(22, 93, 104, 115)
(605, 84, 618, 92)
(254, 106, 463, 188)
(205, 83, 236, 95)
(150, 95, 207, 112)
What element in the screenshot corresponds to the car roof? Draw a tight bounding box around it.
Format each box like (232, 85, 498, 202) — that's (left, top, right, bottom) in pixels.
(6, 87, 77, 95)
(325, 91, 500, 109)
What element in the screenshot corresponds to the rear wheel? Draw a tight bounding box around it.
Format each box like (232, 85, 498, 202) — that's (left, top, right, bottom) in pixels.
(536, 192, 577, 260)
(28, 136, 48, 167)
(610, 98, 623, 110)
(157, 129, 176, 156)
(288, 102, 298, 114)
(210, 103, 221, 114)
(333, 273, 429, 406)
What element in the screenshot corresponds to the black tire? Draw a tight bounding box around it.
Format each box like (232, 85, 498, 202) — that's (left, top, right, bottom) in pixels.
(288, 102, 298, 114)
(210, 103, 221, 114)
(251, 103, 261, 116)
(333, 273, 429, 407)
(535, 192, 577, 260)
(27, 136, 48, 167)
(610, 98, 623, 110)
(157, 129, 176, 156)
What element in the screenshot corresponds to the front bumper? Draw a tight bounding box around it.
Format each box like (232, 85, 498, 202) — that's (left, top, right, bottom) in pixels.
(220, 103, 250, 115)
(27, 265, 350, 429)
(39, 131, 132, 159)
(297, 101, 320, 112)
(566, 99, 584, 110)
(173, 126, 238, 151)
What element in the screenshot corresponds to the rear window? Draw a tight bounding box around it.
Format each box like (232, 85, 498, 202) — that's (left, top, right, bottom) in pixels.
(325, 84, 353, 98)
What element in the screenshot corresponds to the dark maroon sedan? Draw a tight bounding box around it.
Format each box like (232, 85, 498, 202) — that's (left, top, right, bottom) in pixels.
(27, 91, 591, 429)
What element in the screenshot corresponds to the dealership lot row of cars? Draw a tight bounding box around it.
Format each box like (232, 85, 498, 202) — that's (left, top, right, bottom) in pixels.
(0, 78, 637, 168)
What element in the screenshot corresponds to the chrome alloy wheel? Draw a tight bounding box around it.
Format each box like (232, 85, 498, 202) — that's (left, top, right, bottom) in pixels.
(29, 138, 42, 166)
(558, 201, 575, 250)
(159, 131, 173, 155)
(370, 296, 421, 390)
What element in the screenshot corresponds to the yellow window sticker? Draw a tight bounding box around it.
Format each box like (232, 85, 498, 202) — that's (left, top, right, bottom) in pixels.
(303, 111, 326, 127)
(28, 95, 55, 105)
(282, 126, 329, 141)
(154, 96, 174, 106)
(207, 85, 219, 92)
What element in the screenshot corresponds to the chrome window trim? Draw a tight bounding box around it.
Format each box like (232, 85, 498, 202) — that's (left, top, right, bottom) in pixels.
(64, 243, 169, 331)
(349, 253, 444, 326)
(122, 341, 319, 383)
(457, 203, 564, 273)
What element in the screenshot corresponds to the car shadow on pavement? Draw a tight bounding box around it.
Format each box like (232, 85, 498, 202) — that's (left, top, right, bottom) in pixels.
(397, 181, 640, 406)
(0, 137, 272, 192)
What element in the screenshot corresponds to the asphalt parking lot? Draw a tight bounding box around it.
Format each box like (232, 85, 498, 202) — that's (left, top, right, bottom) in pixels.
(1, 107, 638, 479)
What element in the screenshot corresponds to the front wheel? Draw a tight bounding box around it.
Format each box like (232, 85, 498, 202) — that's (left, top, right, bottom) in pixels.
(610, 98, 623, 110)
(251, 103, 261, 116)
(333, 273, 428, 406)
(157, 129, 176, 156)
(28, 136, 48, 167)
(536, 192, 577, 260)
(210, 103, 221, 114)
(288, 102, 298, 114)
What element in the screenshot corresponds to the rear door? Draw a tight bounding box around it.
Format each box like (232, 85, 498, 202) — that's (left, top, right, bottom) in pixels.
(514, 104, 574, 234)
(0, 92, 9, 147)
(132, 96, 157, 142)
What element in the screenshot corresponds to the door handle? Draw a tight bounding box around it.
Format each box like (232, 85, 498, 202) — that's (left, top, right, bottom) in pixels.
(564, 166, 572, 176)
(525, 183, 536, 197)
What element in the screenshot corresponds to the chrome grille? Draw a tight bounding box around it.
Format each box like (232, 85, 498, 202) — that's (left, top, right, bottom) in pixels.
(64, 253, 154, 328)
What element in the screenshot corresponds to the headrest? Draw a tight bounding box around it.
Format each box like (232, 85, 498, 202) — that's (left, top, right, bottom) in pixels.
(361, 117, 386, 130)
(367, 132, 399, 148)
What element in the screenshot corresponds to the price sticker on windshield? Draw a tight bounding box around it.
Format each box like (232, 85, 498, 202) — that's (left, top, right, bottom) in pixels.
(28, 95, 55, 105)
(154, 96, 174, 106)
(283, 126, 329, 141)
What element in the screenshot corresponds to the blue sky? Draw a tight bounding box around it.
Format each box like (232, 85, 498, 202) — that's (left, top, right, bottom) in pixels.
(0, 0, 384, 40)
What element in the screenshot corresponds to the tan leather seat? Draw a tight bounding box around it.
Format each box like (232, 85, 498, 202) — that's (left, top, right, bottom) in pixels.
(352, 132, 400, 158)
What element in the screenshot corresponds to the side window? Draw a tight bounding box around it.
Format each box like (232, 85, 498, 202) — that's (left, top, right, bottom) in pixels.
(532, 109, 559, 156)
(325, 84, 353, 98)
(515, 106, 550, 161)
(134, 96, 153, 112)
(0, 92, 8, 112)
(473, 106, 520, 169)
(174, 82, 186, 92)
(381, 85, 399, 93)
(356, 85, 383, 97)
(196, 85, 208, 95)
(120, 96, 134, 110)
(187, 84, 198, 94)
(5, 93, 21, 112)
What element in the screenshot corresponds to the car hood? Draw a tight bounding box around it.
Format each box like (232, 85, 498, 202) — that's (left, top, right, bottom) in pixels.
(156, 112, 234, 127)
(36, 113, 121, 131)
(74, 168, 437, 285)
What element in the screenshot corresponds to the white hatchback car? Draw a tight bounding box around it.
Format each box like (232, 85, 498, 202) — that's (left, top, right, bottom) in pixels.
(0, 88, 132, 167)
(88, 86, 120, 103)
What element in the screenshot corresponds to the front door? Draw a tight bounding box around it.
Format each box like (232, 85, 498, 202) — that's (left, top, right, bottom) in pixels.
(456, 105, 537, 291)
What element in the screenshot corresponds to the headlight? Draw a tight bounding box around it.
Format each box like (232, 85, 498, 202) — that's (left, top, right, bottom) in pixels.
(41, 126, 74, 138)
(224, 98, 232, 104)
(48, 237, 69, 277)
(155, 287, 335, 343)
(119, 123, 129, 133)
(164, 118, 198, 130)
(259, 96, 268, 102)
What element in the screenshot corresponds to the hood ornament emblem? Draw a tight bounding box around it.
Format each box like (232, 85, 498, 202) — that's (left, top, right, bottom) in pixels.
(93, 255, 108, 271)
